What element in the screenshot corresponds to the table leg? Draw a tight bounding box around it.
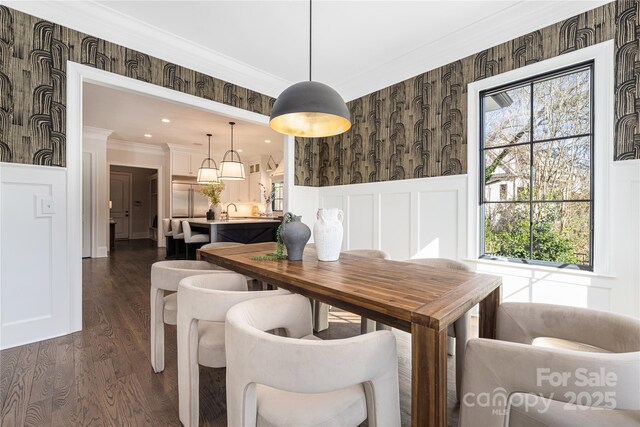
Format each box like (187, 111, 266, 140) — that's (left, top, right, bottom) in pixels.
(479, 285, 501, 339)
(411, 323, 447, 427)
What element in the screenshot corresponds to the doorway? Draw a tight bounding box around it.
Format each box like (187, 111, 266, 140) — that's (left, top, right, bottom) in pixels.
(65, 62, 295, 334)
(109, 165, 158, 243)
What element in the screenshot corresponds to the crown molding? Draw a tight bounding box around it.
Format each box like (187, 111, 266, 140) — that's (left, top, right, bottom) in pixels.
(165, 143, 210, 154)
(82, 126, 113, 140)
(336, 0, 611, 101)
(2, 0, 290, 98)
(107, 138, 166, 156)
(3, 0, 610, 103)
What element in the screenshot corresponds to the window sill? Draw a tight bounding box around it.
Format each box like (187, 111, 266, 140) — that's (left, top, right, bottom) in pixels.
(463, 257, 616, 279)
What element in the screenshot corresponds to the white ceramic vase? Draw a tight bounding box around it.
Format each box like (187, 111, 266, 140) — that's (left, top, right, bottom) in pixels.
(313, 208, 344, 262)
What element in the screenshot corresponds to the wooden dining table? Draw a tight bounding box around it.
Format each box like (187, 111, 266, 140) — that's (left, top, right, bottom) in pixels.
(198, 242, 502, 427)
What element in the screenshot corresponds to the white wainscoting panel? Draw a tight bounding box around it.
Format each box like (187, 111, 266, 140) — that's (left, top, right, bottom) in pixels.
(347, 194, 374, 250)
(0, 163, 70, 349)
(417, 190, 458, 259)
(380, 192, 411, 260)
(316, 175, 467, 261)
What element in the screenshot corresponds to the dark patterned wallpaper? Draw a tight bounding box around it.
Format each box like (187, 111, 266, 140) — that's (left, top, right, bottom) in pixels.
(295, 0, 639, 187)
(0, 6, 275, 166)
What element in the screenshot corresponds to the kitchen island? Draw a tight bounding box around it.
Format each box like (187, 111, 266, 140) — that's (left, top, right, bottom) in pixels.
(186, 217, 281, 244)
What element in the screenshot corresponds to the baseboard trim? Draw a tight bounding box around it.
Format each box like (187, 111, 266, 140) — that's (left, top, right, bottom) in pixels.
(96, 246, 108, 258)
(130, 232, 150, 240)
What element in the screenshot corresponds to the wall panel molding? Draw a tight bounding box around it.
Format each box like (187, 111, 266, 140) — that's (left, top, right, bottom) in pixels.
(0, 163, 70, 349)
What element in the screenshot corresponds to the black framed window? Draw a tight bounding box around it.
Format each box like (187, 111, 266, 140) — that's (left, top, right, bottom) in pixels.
(480, 63, 594, 270)
(272, 182, 284, 212)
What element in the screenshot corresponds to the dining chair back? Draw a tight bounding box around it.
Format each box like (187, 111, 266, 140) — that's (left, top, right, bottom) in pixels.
(225, 293, 401, 427)
(177, 273, 289, 427)
(460, 303, 640, 426)
(149, 260, 223, 373)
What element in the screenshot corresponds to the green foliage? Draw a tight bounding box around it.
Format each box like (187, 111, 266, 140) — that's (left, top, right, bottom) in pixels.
(485, 204, 580, 264)
(200, 182, 225, 206)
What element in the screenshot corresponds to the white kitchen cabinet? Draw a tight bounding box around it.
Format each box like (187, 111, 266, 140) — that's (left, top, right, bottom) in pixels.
(171, 150, 209, 176)
(172, 151, 191, 176)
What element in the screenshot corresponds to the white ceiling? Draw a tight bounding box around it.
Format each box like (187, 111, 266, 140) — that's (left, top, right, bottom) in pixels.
(8, 1, 609, 100)
(83, 82, 284, 160)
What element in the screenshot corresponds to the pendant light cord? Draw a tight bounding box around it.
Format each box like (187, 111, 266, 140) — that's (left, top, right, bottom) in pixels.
(309, 0, 312, 82)
(230, 122, 235, 162)
(207, 134, 212, 167)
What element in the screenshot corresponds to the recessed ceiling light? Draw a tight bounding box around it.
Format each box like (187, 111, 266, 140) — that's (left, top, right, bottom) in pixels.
(161, 118, 171, 123)
(144, 134, 152, 138)
(237, 149, 243, 153)
(264, 139, 271, 143)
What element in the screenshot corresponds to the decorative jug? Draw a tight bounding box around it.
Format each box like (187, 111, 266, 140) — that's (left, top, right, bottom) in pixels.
(281, 214, 311, 261)
(313, 208, 344, 261)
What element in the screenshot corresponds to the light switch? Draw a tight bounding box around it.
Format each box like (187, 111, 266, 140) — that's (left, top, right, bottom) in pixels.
(36, 195, 55, 216)
(42, 197, 55, 214)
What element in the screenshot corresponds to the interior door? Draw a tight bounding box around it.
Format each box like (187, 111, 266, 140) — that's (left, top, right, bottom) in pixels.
(82, 152, 92, 257)
(110, 172, 131, 239)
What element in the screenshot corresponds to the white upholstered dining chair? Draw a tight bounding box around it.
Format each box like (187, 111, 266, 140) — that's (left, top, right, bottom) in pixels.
(225, 293, 401, 427)
(149, 260, 223, 373)
(459, 302, 640, 427)
(200, 241, 243, 250)
(177, 273, 289, 427)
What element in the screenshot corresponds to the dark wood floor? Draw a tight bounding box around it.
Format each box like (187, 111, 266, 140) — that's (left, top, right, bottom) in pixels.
(0, 239, 466, 426)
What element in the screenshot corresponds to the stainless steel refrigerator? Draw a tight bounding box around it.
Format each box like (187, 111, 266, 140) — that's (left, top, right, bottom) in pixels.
(171, 182, 210, 218)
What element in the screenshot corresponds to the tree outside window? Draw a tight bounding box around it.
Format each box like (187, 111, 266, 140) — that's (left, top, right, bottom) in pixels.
(480, 64, 593, 270)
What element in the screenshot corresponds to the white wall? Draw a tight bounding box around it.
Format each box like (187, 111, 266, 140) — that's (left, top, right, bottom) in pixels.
(0, 163, 72, 349)
(290, 159, 639, 319)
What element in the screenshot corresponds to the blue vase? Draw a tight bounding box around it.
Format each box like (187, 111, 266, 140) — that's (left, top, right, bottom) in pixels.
(281, 215, 311, 261)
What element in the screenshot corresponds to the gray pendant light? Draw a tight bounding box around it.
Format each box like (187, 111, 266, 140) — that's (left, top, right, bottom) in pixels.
(269, 0, 351, 138)
(219, 122, 246, 181)
(196, 133, 220, 184)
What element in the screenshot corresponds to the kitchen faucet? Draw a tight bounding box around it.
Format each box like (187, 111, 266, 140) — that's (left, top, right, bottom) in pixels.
(227, 203, 238, 219)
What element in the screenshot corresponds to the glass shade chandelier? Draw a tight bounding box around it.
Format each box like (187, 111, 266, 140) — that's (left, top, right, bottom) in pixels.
(219, 122, 246, 180)
(269, 0, 351, 137)
(196, 133, 220, 184)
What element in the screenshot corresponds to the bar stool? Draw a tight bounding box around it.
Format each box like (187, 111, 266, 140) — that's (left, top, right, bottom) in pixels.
(162, 219, 175, 259)
(182, 221, 209, 260)
(171, 219, 186, 259)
